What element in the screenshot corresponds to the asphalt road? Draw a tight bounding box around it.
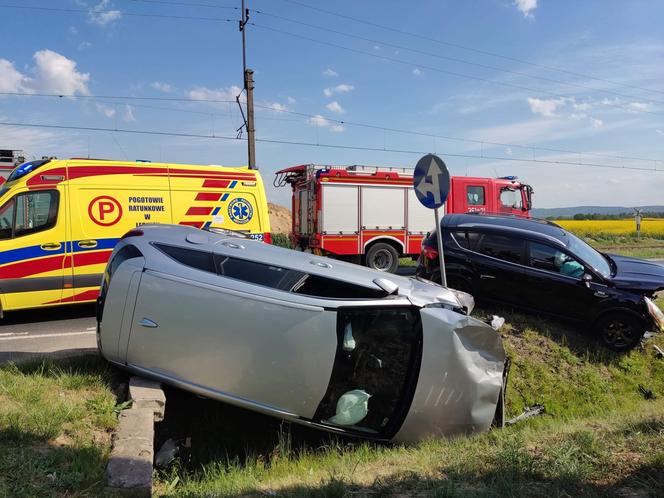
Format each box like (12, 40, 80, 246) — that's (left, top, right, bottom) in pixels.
(0, 304, 97, 364)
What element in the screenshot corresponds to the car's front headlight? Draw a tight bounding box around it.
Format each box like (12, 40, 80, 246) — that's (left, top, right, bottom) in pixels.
(644, 297, 664, 332)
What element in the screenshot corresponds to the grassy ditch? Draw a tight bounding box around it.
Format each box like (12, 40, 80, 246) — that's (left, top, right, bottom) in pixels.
(0, 356, 123, 497)
(153, 306, 664, 497)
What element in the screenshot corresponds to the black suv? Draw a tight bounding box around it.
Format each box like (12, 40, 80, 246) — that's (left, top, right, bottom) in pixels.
(416, 214, 664, 351)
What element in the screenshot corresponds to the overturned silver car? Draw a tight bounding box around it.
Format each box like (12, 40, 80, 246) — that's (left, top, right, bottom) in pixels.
(97, 225, 506, 443)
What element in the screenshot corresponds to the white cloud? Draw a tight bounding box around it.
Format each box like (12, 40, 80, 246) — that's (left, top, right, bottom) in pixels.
(330, 124, 345, 133)
(77, 41, 92, 51)
(590, 117, 603, 128)
(527, 97, 564, 117)
(0, 59, 31, 93)
(287, 96, 296, 104)
(89, 0, 122, 26)
(513, 0, 537, 18)
(31, 50, 91, 95)
(96, 103, 116, 118)
(68, 26, 78, 36)
(308, 114, 330, 127)
(325, 101, 345, 114)
(656, 129, 664, 136)
(373, 45, 380, 51)
(151, 81, 173, 93)
(187, 85, 244, 103)
(412, 68, 422, 76)
(627, 101, 649, 113)
(572, 102, 591, 111)
(322, 68, 338, 77)
(0, 50, 90, 96)
(265, 102, 288, 112)
(505, 147, 513, 156)
(323, 83, 354, 97)
(123, 104, 135, 122)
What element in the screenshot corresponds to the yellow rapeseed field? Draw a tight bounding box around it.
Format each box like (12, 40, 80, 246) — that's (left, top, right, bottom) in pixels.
(555, 218, 664, 237)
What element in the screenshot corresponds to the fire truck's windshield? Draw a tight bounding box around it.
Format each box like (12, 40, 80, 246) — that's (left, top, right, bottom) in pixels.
(500, 189, 523, 209)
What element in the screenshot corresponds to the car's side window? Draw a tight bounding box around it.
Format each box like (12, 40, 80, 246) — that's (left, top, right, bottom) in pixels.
(477, 234, 524, 264)
(217, 256, 305, 291)
(155, 243, 216, 273)
(451, 230, 481, 251)
(451, 231, 468, 249)
(0, 190, 58, 239)
(529, 242, 585, 279)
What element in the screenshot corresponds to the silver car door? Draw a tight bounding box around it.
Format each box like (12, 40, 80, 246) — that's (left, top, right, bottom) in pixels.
(393, 307, 505, 442)
(125, 269, 338, 419)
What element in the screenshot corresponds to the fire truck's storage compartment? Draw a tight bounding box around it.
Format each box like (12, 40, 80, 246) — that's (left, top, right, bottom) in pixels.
(407, 189, 435, 233)
(361, 187, 405, 230)
(322, 185, 358, 233)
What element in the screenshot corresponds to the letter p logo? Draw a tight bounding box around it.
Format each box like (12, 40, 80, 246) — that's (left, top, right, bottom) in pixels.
(88, 196, 123, 226)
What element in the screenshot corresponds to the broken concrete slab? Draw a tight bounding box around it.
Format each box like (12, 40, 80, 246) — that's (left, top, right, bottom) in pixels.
(107, 407, 154, 496)
(129, 376, 166, 422)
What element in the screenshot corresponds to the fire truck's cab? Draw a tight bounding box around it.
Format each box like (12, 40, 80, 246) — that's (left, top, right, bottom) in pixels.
(275, 164, 533, 273)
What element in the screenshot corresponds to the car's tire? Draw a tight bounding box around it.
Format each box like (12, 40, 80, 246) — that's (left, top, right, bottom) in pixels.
(594, 312, 644, 352)
(365, 242, 399, 273)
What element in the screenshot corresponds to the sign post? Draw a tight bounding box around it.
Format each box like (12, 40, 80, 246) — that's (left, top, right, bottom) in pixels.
(413, 154, 451, 287)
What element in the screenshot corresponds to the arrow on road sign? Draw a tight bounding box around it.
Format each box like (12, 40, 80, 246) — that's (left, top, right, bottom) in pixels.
(415, 157, 444, 206)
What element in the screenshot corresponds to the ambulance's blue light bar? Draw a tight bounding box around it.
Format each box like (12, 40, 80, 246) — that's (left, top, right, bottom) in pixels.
(6, 159, 50, 182)
(136, 159, 151, 163)
(498, 175, 518, 180)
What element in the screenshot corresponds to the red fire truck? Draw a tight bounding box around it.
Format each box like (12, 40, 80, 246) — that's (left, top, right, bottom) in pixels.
(275, 164, 534, 273)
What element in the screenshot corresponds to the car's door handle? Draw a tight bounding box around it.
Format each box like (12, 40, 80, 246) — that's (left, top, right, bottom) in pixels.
(480, 274, 496, 280)
(78, 239, 98, 248)
(40, 242, 61, 250)
(594, 291, 608, 298)
(138, 317, 158, 328)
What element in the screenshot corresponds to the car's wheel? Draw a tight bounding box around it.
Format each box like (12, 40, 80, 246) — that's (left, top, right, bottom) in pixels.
(594, 312, 644, 351)
(365, 243, 399, 273)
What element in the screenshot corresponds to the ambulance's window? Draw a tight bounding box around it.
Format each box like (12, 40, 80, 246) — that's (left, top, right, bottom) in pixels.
(0, 198, 15, 240)
(13, 191, 59, 237)
(154, 243, 216, 273)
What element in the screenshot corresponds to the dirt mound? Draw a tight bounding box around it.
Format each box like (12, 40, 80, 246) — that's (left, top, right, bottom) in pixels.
(268, 203, 292, 234)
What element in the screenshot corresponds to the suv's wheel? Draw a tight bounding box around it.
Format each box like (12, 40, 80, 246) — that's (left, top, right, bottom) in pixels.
(365, 243, 399, 273)
(595, 312, 644, 351)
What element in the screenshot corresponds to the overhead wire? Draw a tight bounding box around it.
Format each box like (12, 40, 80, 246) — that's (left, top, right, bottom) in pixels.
(1, 92, 661, 165)
(0, 121, 660, 172)
(250, 23, 664, 117)
(250, 8, 664, 108)
(267, 0, 664, 97)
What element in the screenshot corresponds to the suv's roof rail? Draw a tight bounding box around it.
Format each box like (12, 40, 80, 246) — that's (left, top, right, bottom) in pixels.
(462, 211, 561, 227)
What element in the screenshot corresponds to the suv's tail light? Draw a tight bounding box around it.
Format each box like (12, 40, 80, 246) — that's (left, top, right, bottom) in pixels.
(120, 228, 144, 240)
(422, 244, 438, 260)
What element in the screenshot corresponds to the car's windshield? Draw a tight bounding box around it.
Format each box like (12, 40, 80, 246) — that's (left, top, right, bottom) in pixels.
(566, 232, 612, 278)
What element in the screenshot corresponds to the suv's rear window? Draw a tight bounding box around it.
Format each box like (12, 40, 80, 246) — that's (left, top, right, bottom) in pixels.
(478, 234, 524, 264)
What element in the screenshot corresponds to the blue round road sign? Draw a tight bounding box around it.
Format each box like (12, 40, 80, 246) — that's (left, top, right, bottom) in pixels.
(413, 154, 450, 209)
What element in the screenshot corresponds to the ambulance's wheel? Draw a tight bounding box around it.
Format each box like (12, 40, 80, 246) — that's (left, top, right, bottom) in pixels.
(366, 243, 399, 273)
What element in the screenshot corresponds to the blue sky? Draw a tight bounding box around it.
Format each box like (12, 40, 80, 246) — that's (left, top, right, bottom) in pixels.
(1, 0, 663, 208)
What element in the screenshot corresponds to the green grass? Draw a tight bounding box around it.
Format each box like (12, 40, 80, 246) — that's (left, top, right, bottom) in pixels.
(0, 356, 122, 497)
(584, 235, 664, 259)
(153, 310, 664, 497)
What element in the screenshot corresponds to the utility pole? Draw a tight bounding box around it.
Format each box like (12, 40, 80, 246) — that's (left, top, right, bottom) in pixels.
(240, 0, 256, 170)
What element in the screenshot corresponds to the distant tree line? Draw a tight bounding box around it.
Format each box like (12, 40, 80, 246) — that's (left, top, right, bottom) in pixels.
(547, 212, 664, 220)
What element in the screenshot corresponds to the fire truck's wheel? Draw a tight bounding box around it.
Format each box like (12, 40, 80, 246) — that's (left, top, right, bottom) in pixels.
(365, 243, 399, 273)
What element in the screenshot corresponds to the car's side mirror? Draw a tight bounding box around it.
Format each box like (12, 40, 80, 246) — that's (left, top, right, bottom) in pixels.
(582, 274, 592, 288)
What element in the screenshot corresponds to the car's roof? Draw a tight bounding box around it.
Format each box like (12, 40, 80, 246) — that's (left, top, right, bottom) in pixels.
(444, 213, 571, 246)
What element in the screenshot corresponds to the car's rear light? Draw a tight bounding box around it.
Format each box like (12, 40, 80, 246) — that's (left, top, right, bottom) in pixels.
(120, 228, 144, 240)
(422, 244, 438, 260)
(263, 232, 272, 244)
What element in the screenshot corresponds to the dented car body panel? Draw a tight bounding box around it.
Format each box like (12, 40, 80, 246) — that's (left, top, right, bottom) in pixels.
(97, 224, 506, 442)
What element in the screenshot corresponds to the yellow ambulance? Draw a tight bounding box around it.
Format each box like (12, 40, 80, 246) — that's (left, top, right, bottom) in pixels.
(0, 158, 271, 314)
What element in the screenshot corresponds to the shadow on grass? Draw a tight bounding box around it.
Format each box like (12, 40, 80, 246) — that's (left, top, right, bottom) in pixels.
(155, 386, 372, 472)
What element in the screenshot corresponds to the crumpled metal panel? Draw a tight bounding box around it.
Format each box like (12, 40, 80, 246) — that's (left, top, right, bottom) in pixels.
(393, 307, 505, 443)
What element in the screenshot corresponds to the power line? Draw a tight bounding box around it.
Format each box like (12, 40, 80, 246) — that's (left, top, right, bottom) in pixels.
(267, 0, 664, 98)
(1, 121, 660, 172)
(251, 23, 664, 117)
(251, 8, 664, 108)
(129, 0, 236, 8)
(2, 91, 661, 164)
(0, 3, 237, 21)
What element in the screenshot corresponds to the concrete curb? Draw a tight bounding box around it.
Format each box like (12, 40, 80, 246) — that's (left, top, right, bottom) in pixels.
(0, 348, 98, 366)
(107, 376, 166, 496)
